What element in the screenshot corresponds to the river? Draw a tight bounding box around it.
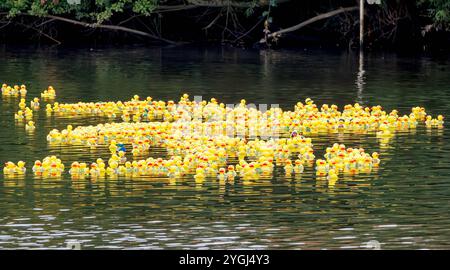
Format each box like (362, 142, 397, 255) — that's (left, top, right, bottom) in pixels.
(0, 46, 449, 249)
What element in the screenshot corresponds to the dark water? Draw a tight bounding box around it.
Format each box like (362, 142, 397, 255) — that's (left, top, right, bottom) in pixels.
(0, 46, 449, 249)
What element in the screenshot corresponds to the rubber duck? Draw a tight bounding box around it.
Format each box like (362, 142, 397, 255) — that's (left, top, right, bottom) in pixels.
(227, 165, 236, 180)
(69, 162, 80, 176)
(242, 162, 258, 179)
(19, 98, 27, 110)
(344, 158, 358, 174)
(123, 161, 133, 175)
(15, 110, 24, 121)
(45, 104, 53, 114)
(217, 168, 226, 180)
(107, 161, 119, 176)
(436, 115, 444, 127)
(24, 107, 33, 119)
(304, 148, 315, 162)
(79, 163, 89, 176)
(12, 85, 19, 96)
(315, 159, 329, 176)
(49, 161, 62, 177)
(19, 85, 27, 96)
(90, 163, 100, 178)
(131, 146, 140, 156)
(372, 152, 380, 167)
(1, 84, 9, 95)
(30, 98, 40, 110)
(294, 159, 304, 174)
(327, 169, 338, 182)
(3, 162, 16, 174)
(16, 161, 26, 174)
(166, 165, 179, 178)
(118, 151, 127, 164)
(376, 124, 392, 138)
(33, 160, 43, 174)
(259, 161, 272, 175)
(284, 160, 294, 175)
(41, 86, 56, 99)
(194, 167, 206, 180)
(25, 121, 36, 131)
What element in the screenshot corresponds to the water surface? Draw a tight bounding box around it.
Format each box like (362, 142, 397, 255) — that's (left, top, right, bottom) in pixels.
(0, 46, 449, 249)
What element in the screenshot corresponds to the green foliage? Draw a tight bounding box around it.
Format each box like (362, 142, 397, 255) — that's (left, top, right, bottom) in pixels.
(419, 0, 450, 28)
(0, 0, 449, 32)
(244, 0, 257, 17)
(132, 0, 158, 16)
(0, 0, 159, 22)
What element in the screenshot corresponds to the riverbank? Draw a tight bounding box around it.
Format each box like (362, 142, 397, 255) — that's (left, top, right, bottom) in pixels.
(1, 1, 449, 53)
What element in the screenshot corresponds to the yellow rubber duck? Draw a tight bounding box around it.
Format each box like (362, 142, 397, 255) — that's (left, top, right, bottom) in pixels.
(16, 161, 26, 174)
(30, 98, 40, 110)
(69, 162, 80, 176)
(107, 161, 119, 176)
(437, 115, 444, 127)
(372, 152, 380, 167)
(294, 159, 304, 174)
(45, 104, 53, 114)
(1, 84, 10, 95)
(315, 159, 329, 176)
(79, 162, 90, 176)
(3, 162, 16, 174)
(217, 168, 226, 180)
(15, 110, 24, 121)
(24, 107, 33, 119)
(118, 151, 127, 164)
(19, 98, 27, 110)
(227, 165, 236, 180)
(284, 160, 294, 175)
(41, 86, 56, 99)
(33, 160, 43, 174)
(90, 163, 100, 178)
(19, 85, 27, 96)
(327, 169, 338, 181)
(25, 121, 36, 131)
(194, 167, 206, 181)
(425, 115, 433, 127)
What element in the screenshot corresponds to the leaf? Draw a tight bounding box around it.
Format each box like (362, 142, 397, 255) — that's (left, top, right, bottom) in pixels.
(245, 7, 254, 17)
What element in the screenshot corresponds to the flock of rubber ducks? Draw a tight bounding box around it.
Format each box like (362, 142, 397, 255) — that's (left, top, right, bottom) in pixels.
(1, 84, 27, 96)
(2, 83, 55, 99)
(1, 85, 445, 185)
(4, 85, 57, 132)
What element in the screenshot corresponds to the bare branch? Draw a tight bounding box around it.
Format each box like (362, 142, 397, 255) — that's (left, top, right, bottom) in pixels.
(0, 12, 179, 44)
(263, 6, 359, 42)
(186, 0, 291, 8)
(234, 16, 264, 42)
(16, 21, 61, 45)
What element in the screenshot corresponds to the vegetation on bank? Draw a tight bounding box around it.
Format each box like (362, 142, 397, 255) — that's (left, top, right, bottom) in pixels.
(0, 0, 449, 50)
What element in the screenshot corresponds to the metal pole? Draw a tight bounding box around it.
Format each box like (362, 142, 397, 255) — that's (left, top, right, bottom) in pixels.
(360, 0, 364, 48)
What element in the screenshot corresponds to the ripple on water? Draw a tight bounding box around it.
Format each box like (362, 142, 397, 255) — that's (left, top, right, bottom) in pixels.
(1, 48, 450, 249)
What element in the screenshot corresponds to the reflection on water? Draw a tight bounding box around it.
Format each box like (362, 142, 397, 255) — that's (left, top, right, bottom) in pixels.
(356, 49, 365, 104)
(0, 46, 450, 249)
